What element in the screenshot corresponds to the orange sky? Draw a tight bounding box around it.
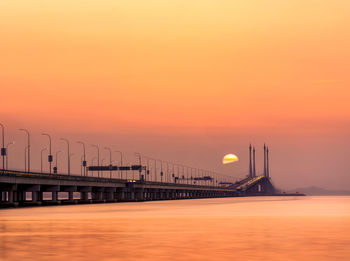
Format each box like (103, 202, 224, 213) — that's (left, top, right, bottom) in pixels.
(0, 1, 349, 190)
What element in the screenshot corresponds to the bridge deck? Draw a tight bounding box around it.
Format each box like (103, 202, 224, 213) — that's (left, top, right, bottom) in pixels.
(0, 170, 276, 207)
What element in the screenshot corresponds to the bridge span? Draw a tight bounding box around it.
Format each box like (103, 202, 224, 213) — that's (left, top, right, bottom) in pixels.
(0, 168, 276, 207)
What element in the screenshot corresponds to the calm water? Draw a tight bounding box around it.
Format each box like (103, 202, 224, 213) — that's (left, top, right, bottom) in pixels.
(0, 196, 349, 261)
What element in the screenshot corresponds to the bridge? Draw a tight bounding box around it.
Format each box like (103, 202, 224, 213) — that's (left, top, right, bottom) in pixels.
(0, 144, 281, 207)
(0, 170, 275, 207)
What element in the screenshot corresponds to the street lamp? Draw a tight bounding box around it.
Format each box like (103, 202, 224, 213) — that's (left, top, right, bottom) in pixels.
(92, 145, 100, 178)
(171, 163, 175, 183)
(41, 148, 47, 173)
(135, 152, 143, 180)
(158, 159, 163, 182)
(54, 150, 61, 174)
(101, 158, 106, 178)
(19, 128, 30, 172)
(104, 147, 112, 179)
(60, 138, 70, 175)
(91, 156, 97, 177)
(77, 141, 86, 176)
(24, 146, 28, 172)
(5, 141, 15, 170)
(165, 161, 169, 183)
(114, 150, 123, 179)
(0, 123, 5, 170)
(41, 133, 53, 174)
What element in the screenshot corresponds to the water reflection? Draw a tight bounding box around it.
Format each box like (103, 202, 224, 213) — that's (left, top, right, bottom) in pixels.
(1, 196, 349, 260)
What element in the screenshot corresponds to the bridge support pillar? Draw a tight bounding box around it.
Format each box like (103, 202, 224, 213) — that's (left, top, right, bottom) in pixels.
(68, 191, 74, 201)
(7, 190, 14, 203)
(42, 185, 60, 202)
(130, 191, 135, 201)
(116, 189, 125, 201)
(80, 192, 89, 201)
(136, 189, 144, 201)
(105, 188, 116, 201)
(78, 187, 91, 202)
(52, 191, 58, 201)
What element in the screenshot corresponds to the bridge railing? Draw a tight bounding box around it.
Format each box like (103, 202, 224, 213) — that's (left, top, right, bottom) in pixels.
(0, 169, 234, 190)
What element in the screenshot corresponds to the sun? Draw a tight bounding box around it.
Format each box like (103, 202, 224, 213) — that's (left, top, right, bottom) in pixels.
(222, 154, 239, 164)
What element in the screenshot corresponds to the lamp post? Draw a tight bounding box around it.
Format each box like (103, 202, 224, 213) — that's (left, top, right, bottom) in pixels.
(176, 164, 180, 184)
(134, 152, 142, 181)
(92, 145, 100, 178)
(55, 150, 61, 174)
(41, 133, 53, 174)
(171, 163, 175, 183)
(24, 146, 28, 172)
(0, 123, 5, 170)
(5, 141, 15, 170)
(153, 158, 157, 182)
(19, 128, 30, 172)
(104, 147, 112, 179)
(158, 159, 163, 182)
(114, 150, 123, 179)
(186, 166, 189, 185)
(100, 158, 106, 178)
(165, 161, 169, 183)
(145, 156, 150, 181)
(80, 155, 84, 176)
(77, 141, 86, 176)
(190, 167, 194, 185)
(60, 138, 70, 175)
(41, 148, 47, 173)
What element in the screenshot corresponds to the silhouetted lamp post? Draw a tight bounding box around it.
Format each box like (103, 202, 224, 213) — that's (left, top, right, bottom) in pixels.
(60, 138, 70, 175)
(114, 150, 123, 179)
(158, 159, 163, 182)
(5, 141, 15, 170)
(92, 145, 100, 178)
(135, 152, 142, 181)
(54, 150, 61, 174)
(41, 148, 47, 173)
(42, 133, 53, 174)
(77, 141, 86, 176)
(104, 147, 112, 179)
(0, 123, 5, 170)
(24, 146, 28, 172)
(19, 128, 30, 172)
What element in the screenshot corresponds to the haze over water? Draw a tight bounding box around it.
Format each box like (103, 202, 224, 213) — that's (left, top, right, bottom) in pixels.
(1, 196, 349, 261)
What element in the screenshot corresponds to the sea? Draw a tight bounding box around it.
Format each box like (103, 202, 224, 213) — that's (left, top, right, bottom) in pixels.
(0, 196, 349, 260)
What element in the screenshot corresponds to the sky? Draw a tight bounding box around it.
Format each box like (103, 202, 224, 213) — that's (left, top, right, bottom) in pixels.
(0, 0, 349, 190)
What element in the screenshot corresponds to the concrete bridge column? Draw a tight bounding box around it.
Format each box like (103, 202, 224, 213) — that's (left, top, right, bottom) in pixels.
(68, 191, 74, 201)
(149, 190, 154, 200)
(43, 186, 60, 202)
(80, 192, 89, 201)
(128, 190, 135, 201)
(7, 190, 14, 203)
(105, 188, 116, 201)
(93, 192, 103, 201)
(61, 186, 76, 202)
(135, 189, 144, 201)
(106, 191, 114, 201)
(17, 191, 25, 202)
(116, 189, 125, 201)
(92, 187, 105, 201)
(51, 191, 57, 201)
(78, 187, 92, 202)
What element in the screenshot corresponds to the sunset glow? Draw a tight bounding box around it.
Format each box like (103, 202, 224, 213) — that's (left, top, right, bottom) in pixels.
(0, 0, 349, 190)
